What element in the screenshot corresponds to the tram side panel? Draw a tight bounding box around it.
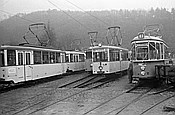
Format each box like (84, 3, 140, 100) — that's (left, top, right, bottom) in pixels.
(109, 61, 121, 73)
(121, 61, 129, 71)
(32, 64, 65, 80)
(0, 66, 24, 83)
(67, 62, 85, 72)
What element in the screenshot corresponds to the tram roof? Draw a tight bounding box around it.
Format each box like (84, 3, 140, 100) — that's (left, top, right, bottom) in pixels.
(0, 45, 64, 52)
(91, 45, 128, 51)
(65, 50, 85, 54)
(131, 35, 166, 43)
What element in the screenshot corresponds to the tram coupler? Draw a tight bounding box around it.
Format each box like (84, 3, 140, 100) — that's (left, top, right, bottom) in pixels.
(132, 78, 139, 84)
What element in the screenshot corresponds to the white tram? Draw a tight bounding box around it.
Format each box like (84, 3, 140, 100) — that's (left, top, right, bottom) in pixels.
(85, 47, 93, 72)
(130, 32, 168, 80)
(0, 45, 67, 83)
(65, 51, 85, 72)
(91, 44, 129, 74)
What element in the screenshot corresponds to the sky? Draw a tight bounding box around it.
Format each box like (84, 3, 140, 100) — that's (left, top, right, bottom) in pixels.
(0, 0, 175, 16)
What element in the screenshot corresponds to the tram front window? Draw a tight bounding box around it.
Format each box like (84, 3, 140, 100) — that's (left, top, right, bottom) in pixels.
(149, 42, 159, 59)
(136, 47, 148, 60)
(93, 51, 108, 62)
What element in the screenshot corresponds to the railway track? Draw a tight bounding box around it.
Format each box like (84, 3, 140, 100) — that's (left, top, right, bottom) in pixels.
(0, 74, 64, 94)
(139, 93, 175, 115)
(0, 73, 91, 114)
(0, 72, 118, 115)
(1, 73, 174, 115)
(8, 75, 117, 115)
(81, 81, 175, 115)
(0, 71, 87, 94)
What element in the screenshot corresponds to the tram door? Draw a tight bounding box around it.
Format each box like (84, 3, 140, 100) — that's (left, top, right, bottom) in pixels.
(17, 51, 33, 81)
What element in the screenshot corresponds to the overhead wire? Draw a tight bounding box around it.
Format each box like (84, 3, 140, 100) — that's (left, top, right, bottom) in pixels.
(64, 0, 110, 26)
(64, 0, 112, 45)
(1, 0, 11, 7)
(63, 0, 124, 46)
(47, 0, 92, 32)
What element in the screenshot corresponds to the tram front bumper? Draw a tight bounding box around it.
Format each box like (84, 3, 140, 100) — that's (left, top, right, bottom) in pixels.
(97, 71, 105, 74)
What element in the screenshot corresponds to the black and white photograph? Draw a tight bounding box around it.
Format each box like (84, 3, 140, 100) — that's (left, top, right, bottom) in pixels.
(0, 0, 175, 115)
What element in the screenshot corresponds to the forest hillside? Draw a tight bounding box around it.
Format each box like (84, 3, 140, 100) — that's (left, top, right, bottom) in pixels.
(0, 8, 175, 53)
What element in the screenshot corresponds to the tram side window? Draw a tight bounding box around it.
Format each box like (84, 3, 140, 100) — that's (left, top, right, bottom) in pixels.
(42, 51, 49, 64)
(26, 53, 31, 65)
(56, 52, 61, 63)
(0, 50, 4, 67)
(34, 51, 41, 64)
(131, 44, 136, 60)
(121, 51, 128, 61)
(73, 55, 76, 62)
(76, 55, 79, 62)
(70, 54, 74, 62)
(110, 50, 114, 61)
(50, 52, 56, 63)
(18, 53, 23, 65)
(65, 54, 69, 62)
(7, 50, 16, 66)
(74, 55, 78, 62)
(61, 53, 66, 63)
(79, 54, 85, 62)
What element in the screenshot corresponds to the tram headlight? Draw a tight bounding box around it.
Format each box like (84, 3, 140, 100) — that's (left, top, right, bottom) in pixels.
(140, 66, 145, 71)
(98, 66, 103, 70)
(140, 71, 145, 76)
(90, 64, 93, 67)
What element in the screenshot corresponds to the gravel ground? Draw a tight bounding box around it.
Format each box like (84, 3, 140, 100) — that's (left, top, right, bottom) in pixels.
(0, 72, 174, 115)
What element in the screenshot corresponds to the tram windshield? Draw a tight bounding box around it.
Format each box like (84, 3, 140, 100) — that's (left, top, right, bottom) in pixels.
(131, 41, 165, 60)
(93, 50, 108, 62)
(136, 46, 148, 60)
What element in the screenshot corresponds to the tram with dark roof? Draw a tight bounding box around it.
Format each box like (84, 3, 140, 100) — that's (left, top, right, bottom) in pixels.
(129, 25, 169, 82)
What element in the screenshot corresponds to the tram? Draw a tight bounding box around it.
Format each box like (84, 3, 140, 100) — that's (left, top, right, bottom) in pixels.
(91, 44, 129, 74)
(65, 51, 85, 72)
(0, 45, 67, 83)
(130, 25, 169, 81)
